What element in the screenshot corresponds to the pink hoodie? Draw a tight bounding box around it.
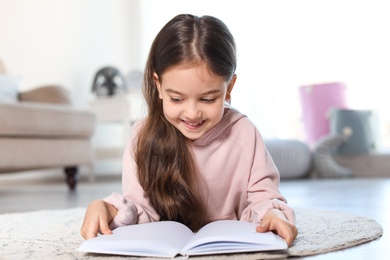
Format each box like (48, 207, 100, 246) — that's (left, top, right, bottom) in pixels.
(104, 107, 295, 229)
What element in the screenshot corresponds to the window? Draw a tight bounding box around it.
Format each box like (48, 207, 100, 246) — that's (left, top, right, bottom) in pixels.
(139, 0, 390, 149)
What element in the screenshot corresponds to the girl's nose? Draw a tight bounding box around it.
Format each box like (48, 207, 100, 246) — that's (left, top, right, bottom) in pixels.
(184, 102, 201, 120)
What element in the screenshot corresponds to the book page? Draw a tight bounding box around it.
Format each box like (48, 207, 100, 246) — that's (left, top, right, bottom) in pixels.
(78, 221, 194, 258)
(180, 220, 287, 255)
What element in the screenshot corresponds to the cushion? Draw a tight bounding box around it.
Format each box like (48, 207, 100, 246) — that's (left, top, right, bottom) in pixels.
(0, 102, 95, 138)
(329, 108, 379, 155)
(265, 139, 312, 179)
(19, 85, 71, 104)
(0, 76, 20, 103)
(0, 138, 92, 172)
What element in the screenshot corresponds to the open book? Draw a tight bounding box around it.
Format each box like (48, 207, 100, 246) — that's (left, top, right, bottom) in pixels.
(78, 220, 287, 258)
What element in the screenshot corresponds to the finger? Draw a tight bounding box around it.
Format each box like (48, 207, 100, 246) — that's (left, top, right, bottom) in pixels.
(83, 224, 99, 240)
(85, 230, 98, 240)
(99, 218, 113, 235)
(257, 223, 294, 246)
(278, 228, 293, 246)
(273, 224, 297, 247)
(80, 224, 93, 240)
(256, 222, 270, 233)
(80, 229, 86, 240)
(256, 221, 297, 247)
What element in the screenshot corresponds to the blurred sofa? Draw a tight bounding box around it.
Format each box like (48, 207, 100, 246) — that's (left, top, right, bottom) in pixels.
(0, 84, 95, 190)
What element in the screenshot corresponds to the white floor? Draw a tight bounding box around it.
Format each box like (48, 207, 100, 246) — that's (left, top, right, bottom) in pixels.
(0, 170, 388, 259)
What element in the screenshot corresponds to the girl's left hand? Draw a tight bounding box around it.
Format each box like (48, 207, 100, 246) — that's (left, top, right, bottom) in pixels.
(256, 208, 298, 247)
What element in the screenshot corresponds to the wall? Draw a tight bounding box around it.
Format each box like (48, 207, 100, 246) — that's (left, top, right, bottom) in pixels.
(0, 0, 142, 106)
(139, 0, 390, 148)
(1, 0, 390, 148)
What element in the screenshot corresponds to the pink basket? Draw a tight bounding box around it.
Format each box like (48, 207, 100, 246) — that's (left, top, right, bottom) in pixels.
(299, 82, 348, 147)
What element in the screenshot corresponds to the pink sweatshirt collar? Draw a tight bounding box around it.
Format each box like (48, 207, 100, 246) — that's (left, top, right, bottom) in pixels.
(192, 106, 247, 147)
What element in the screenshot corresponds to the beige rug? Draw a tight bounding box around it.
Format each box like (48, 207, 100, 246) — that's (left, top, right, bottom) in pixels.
(0, 207, 383, 259)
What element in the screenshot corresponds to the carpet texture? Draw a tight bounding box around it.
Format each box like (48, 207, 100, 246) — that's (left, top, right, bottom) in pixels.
(0, 207, 383, 259)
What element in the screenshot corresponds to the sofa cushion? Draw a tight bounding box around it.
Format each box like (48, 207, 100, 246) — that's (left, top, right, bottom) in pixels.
(0, 102, 95, 138)
(19, 85, 71, 104)
(0, 138, 92, 171)
(0, 76, 20, 103)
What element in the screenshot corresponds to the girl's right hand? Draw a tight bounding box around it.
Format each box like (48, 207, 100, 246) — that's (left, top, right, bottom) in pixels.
(80, 199, 118, 239)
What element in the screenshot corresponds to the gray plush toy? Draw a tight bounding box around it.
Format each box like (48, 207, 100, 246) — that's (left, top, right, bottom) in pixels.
(92, 66, 127, 97)
(314, 133, 353, 178)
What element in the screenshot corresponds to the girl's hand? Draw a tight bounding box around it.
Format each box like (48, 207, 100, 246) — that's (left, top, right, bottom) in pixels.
(256, 208, 298, 247)
(80, 199, 118, 240)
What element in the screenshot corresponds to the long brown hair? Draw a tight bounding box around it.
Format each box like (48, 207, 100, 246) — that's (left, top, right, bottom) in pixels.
(135, 14, 236, 231)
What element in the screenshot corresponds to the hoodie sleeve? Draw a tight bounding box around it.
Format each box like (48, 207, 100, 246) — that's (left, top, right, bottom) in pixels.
(103, 121, 160, 229)
(240, 127, 296, 225)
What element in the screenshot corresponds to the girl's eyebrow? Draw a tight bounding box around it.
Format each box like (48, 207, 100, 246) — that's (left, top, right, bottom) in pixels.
(165, 89, 221, 95)
(165, 89, 182, 95)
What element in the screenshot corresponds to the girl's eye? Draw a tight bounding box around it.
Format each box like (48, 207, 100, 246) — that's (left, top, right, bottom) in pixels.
(170, 97, 183, 103)
(201, 98, 216, 103)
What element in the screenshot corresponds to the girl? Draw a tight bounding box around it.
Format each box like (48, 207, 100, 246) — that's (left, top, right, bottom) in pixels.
(81, 14, 297, 246)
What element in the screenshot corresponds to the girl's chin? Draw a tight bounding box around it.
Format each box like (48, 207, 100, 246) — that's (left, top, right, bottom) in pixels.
(180, 130, 202, 140)
(179, 127, 207, 141)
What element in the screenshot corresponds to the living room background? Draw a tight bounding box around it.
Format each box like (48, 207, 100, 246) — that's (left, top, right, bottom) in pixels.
(1, 0, 390, 148)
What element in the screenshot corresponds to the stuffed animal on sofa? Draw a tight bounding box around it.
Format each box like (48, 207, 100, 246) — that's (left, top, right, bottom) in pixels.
(92, 66, 127, 97)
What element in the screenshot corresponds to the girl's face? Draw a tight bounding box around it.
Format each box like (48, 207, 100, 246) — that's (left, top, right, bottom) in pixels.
(154, 63, 236, 141)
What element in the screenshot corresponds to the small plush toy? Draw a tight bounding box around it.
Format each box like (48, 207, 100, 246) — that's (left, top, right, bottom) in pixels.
(92, 66, 127, 97)
(314, 133, 353, 178)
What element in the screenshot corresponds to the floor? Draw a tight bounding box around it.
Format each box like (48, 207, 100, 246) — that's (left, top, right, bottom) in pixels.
(0, 171, 388, 259)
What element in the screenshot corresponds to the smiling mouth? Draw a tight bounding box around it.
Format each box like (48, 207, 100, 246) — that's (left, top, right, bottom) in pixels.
(182, 120, 206, 129)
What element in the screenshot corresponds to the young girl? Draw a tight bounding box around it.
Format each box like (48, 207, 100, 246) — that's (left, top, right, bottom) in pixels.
(81, 14, 297, 246)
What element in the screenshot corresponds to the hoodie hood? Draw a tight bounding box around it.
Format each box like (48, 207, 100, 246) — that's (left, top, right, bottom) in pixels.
(192, 106, 247, 147)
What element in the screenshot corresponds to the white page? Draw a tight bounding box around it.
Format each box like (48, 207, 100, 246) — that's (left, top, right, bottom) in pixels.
(180, 220, 287, 255)
(78, 221, 194, 258)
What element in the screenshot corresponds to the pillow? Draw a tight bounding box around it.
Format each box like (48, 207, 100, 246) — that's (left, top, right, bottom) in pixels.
(329, 108, 379, 155)
(19, 85, 71, 104)
(265, 139, 312, 179)
(0, 76, 20, 103)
